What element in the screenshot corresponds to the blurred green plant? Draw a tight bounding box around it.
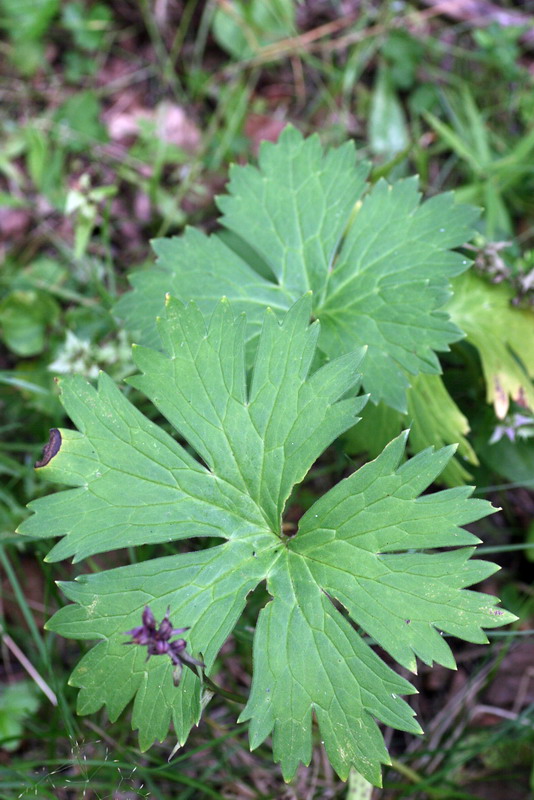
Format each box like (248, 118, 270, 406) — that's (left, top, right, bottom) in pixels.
(0, 0, 112, 77)
(369, 64, 410, 161)
(0, 290, 59, 358)
(212, 0, 296, 60)
(473, 23, 527, 82)
(0, 0, 59, 74)
(61, 1, 111, 51)
(65, 174, 117, 260)
(425, 88, 534, 238)
(0, 681, 41, 751)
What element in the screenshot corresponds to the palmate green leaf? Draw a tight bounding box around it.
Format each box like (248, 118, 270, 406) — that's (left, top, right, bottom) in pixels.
(116, 125, 478, 415)
(19, 296, 513, 785)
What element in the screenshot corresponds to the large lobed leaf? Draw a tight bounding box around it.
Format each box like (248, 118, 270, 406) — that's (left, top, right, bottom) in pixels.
(20, 296, 513, 785)
(116, 125, 478, 415)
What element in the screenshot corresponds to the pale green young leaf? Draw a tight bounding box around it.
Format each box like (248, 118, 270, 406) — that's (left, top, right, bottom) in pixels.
(19, 297, 513, 785)
(369, 65, 410, 159)
(405, 373, 478, 484)
(116, 125, 478, 413)
(344, 373, 478, 486)
(447, 272, 534, 417)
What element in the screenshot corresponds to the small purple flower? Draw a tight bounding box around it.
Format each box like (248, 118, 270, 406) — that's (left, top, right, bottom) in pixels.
(489, 411, 534, 444)
(124, 606, 204, 686)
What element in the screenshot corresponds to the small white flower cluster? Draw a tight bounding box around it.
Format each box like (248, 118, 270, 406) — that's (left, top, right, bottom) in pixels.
(48, 330, 132, 380)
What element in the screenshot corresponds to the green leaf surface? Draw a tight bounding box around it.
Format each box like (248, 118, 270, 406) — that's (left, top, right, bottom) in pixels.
(53, 91, 107, 152)
(212, 0, 295, 60)
(404, 373, 478, 484)
(20, 296, 513, 784)
(0, 0, 58, 41)
(116, 125, 478, 413)
(345, 373, 478, 486)
(0, 289, 59, 356)
(447, 272, 534, 417)
(61, 2, 112, 51)
(369, 65, 410, 159)
(475, 425, 534, 488)
(0, 681, 40, 751)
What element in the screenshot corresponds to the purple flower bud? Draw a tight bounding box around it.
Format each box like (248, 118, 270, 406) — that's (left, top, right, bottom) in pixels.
(157, 617, 173, 641)
(123, 605, 204, 686)
(142, 606, 156, 631)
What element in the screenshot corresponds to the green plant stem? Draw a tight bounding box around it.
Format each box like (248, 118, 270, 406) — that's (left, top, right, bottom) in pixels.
(0, 546, 48, 664)
(203, 676, 247, 704)
(477, 543, 534, 554)
(389, 757, 424, 784)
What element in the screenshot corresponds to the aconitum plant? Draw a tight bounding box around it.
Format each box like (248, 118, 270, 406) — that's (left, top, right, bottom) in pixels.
(117, 127, 534, 485)
(20, 130, 515, 786)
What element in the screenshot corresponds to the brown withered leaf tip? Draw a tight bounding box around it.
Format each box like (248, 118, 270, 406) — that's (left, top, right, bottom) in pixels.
(35, 428, 62, 468)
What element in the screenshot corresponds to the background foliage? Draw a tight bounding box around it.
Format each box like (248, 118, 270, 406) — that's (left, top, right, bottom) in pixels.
(1, 1, 533, 798)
